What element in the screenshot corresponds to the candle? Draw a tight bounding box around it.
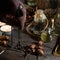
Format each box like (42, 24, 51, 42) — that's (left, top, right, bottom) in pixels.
(51, 18, 54, 29)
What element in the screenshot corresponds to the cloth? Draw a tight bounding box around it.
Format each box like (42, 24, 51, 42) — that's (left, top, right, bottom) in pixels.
(0, 0, 26, 30)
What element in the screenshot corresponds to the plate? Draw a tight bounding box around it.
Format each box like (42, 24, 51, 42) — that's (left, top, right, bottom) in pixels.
(0, 25, 12, 32)
(0, 22, 6, 26)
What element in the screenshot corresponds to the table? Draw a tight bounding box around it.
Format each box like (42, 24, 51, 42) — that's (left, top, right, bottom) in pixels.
(0, 31, 60, 60)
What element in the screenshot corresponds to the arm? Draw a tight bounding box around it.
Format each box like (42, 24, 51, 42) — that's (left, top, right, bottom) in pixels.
(18, 1, 26, 30)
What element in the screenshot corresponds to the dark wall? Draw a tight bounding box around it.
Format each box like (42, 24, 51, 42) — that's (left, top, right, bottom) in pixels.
(36, 0, 59, 9)
(20, 0, 25, 2)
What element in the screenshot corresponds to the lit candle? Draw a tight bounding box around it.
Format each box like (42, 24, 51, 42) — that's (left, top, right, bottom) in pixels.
(51, 18, 54, 29)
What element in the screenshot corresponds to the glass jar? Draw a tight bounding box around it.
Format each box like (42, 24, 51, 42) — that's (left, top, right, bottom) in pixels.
(34, 9, 47, 32)
(54, 11, 60, 35)
(52, 10, 60, 56)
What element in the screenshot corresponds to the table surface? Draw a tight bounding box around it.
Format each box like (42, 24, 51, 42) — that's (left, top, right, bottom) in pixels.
(0, 27, 60, 60)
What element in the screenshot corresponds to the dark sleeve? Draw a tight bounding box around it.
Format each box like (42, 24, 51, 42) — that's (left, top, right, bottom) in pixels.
(15, 4, 23, 17)
(15, 1, 26, 30)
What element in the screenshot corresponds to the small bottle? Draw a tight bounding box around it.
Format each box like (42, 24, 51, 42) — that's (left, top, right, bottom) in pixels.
(41, 31, 50, 43)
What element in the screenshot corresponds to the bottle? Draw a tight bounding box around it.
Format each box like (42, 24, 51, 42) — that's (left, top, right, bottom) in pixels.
(52, 36, 60, 56)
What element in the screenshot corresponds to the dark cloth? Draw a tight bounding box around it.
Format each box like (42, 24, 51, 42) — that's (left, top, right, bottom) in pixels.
(0, 0, 20, 16)
(49, 0, 58, 9)
(0, 0, 26, 30)
(0, 0, 23, 17)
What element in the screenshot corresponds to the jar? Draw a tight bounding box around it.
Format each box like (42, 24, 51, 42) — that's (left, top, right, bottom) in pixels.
(54, 11, 60, 35)
(33, 9, 47, 32)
